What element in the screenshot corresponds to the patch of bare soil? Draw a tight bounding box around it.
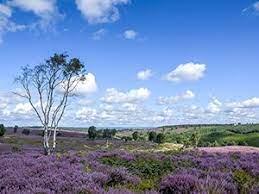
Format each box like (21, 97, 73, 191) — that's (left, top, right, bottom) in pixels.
(198, 146, 259, 153)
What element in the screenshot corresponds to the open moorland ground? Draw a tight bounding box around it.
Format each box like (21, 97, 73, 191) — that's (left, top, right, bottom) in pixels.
(0, 125, 259, 193)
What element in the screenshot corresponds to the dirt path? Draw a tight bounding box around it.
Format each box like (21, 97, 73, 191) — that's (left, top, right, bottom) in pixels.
(198, 146, 259, 153)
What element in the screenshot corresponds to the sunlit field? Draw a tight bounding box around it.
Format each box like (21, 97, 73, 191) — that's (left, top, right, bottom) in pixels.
(0, 126, 259, 193)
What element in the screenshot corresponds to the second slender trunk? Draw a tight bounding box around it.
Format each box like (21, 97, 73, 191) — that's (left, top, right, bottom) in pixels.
(43, 127, 50, 155)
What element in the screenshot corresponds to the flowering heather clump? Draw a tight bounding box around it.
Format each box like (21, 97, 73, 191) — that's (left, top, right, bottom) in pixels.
(159, 174, 200, 193)
(0, 149, 258, 193)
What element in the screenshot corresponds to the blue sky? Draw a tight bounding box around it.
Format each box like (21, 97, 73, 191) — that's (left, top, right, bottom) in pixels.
(0, 0, 259, 127)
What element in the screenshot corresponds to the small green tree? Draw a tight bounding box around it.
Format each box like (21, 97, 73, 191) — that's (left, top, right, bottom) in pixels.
(156, 133, 165, 144)
(189, 132, 200, 148)
(88, 126, 97, 140)
(132, 131, 139, 141)
(0, 124, 5, 136)
(111, 129, 117, 137)
(148, 131, 157, 142)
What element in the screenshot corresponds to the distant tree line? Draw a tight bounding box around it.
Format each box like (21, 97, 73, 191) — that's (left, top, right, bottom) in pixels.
(88, 126, 117, 140)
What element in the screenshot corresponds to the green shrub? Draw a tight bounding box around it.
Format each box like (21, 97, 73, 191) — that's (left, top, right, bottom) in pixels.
(88, 126, 97, 140)
(0, 124, 5, 136)
(189, 132, 200, 148)
(134, 179, 156, 191)
(148, 131, 157, 142)
(156, 133, 165, 144)
(233, 170, 254, 193)
(101, 155, 174, 179)
(132, 131, 139, 141)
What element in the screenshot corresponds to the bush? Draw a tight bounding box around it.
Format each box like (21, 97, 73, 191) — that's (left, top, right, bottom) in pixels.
(22, 129, 30, 135)
(132, 131, 139, 141)
(156, 133, 165, 144)
(189, 132, 200, 148)
(233, 170, 254, 193)
(0, 124, 5, 136)
(88, 126, 97, 140)
(148, 131, 157, 142)
(13, 125, 18, 133)
(121, 136, 132, 142)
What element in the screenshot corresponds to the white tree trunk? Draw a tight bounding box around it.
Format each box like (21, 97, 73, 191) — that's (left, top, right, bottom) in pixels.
(43, 127, 50, 155)
(52, 127, 57, 151)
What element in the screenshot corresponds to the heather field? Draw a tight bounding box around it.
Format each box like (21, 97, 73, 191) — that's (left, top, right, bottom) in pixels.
(0, 130, 259, 194)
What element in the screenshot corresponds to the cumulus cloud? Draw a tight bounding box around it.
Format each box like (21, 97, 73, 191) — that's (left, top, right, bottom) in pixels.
(101, 87, 151, 104)
(0, 4, 12, 17)
(9, 0, 61, 30)
(227, 97, 259, 109)
(158, 90, 195, 105)
(165, 62, 206, 82)
(123, 29, 137, 40)
(76, 107, 97, 120)
(137, 69, 152, 80)
(75, 0, 130, 24)
(13, 102, 32, 114)
(9, 0, 56, 16)
(73, 73, 98, 95)
(0, 3, 26, 43)
(206, 98, 222, 113)
(59, 73, 98, 96)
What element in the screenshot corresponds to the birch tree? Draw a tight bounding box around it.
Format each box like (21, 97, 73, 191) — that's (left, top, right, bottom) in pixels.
(15, 53, 86, 155)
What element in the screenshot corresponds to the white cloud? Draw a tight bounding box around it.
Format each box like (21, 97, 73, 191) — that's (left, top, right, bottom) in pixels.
(227, 97, 259, 109)
(9, 0, 56, 15)
(92, 28, 106, 40)
(73, 73, 98, 95)
(101, 87, 151, 104)
(59, 73, 98, 96)
(0, 4, 12, 17)
(137, 69, 152, 80)
(0, 3, 26, 43)
(123, 29, 137, 40)
(76, 107, 97, 120)
(206, 98, 222, 113)
(75, 0, 130, 24)
(165, 62, 206, 82)
(158, 90, 195, 105)
(13, 102, 32, 114)
(8, 0, 61, 30)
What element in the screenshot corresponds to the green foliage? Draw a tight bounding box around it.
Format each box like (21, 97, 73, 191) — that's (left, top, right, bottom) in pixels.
(132, 131, 139, 141)
(103, 129, 117, 139)
(101, 155, 174, 179)
(189, 132, 200, 148)
(162, 124, 259, 147)
(132, 179, 157, 191)
(156, 133, 165, 144)
(233, 170, 255, 193)
(0, 124, 6, 136)
(121, 136, 132, 142)
(148, 131, 157, 142)
(88, 126, 97, 140)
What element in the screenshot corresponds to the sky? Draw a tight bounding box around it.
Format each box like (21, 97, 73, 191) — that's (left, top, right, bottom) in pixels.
(0, 0, 259, 127)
